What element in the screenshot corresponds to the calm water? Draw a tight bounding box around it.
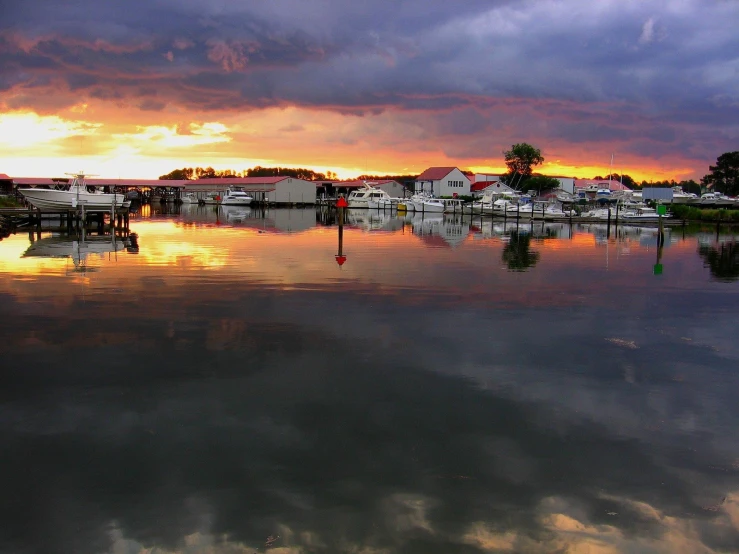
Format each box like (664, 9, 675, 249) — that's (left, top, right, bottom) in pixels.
(1, 205, 738, 554)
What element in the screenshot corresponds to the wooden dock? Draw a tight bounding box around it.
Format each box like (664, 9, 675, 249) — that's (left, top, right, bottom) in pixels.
(0, 206, 131, 235)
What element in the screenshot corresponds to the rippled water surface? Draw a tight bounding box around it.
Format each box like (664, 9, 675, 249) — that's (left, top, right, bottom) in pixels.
(1, 205, 738, 554)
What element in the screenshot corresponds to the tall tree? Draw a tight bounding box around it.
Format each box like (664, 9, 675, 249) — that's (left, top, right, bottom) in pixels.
(701, 151, 739, 196)
(503, 143, 544, 186)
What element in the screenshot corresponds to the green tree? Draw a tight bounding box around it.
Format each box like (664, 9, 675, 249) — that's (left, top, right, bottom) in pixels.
(503, 143, 544, 187)
(502, 232, 540, 271)
(679, 179, 701, 195)
(701, 151, 739, 196)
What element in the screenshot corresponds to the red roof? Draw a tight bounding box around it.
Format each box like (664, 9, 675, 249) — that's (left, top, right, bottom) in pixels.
(416, 167, 462, 181)
(471, 180, 501, 192)
(0, 173, 10, 180)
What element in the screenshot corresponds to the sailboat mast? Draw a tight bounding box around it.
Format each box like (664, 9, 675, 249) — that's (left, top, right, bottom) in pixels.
(609, 154, 614, 182)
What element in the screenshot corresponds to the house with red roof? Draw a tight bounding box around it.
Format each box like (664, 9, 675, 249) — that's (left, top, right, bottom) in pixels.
(415, 167, 470, 197)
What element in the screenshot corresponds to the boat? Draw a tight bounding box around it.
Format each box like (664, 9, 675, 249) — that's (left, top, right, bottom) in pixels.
(221, 187, 253, 206)
(409, 193, 445, 213)
(671, 186, 698, 204)
(18, 172, 129, 211)
(347, 182, 394, 208)
(202, 192, 222, 205)
(181, 193, 200, 204)
(700, 192, 735, 207)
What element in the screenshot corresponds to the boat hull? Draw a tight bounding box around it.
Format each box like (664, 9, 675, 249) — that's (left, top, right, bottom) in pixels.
(221, 198, 252, 206)
(19, 188, 127, 211)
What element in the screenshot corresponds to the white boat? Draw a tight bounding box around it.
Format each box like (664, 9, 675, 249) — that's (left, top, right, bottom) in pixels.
(621, 207, 671, 222)
(19, 172, 128, 211)
(221, 187, 253, 206)
(409, 193, 445, 213)
(671, 186, 698, 204)
(202, 192, 222, 205)
(700, 192, 734, 207)
(181, 193, 200, 204)
(347, 182, 394, 208)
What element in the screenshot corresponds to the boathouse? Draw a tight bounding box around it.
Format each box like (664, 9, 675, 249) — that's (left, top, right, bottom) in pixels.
(181, 176, 316, 205)
(415, 167, 471, 197)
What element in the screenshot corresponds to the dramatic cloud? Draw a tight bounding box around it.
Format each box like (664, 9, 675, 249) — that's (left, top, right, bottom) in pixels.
(0, 0, 738, 179)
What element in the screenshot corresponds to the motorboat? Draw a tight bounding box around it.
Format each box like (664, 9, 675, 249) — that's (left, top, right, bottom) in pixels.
(181, 192, 200, 204)
(221, 187, 253, 206)
(18, 172, 129, 211)
(409, 193, 445, 213)
(202, 192, 222, 205)
(700, 192, 735, 207)
(671, 186, 698, 204)
(347, 182, 394, 208)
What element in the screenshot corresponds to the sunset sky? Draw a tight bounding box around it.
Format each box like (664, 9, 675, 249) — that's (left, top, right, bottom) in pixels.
(1, 0, 737, 182)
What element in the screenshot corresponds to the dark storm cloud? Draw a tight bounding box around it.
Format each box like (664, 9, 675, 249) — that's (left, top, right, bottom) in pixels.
(1, 0, 738, 169)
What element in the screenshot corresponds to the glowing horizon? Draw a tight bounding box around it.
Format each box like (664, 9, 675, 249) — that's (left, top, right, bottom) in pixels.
(0, 109, 706, 183)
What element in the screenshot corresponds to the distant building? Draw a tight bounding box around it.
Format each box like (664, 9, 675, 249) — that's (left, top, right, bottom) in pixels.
(551, 176, 576, 194)
(415, 167, 470, 197)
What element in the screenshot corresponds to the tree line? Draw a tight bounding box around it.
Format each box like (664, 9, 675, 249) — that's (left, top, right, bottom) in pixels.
(159, 166, 339, 181)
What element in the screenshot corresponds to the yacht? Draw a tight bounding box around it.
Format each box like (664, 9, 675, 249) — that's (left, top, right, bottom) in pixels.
(19, 172, 129, 211)
(347, 182, 394, 208)
(221, 187, 253, 206)
(700, 192, 735, 207)
(671, 186, 698, 204)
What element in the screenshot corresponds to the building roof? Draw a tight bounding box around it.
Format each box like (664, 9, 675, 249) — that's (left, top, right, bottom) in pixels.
(0, 173, 11, 180)
(416, 167, 465, 181)
(471, 180, 497, 192)
(471, 181, 513, 193)
(9, 175, 305, 188)
(574, 179, 632, 191)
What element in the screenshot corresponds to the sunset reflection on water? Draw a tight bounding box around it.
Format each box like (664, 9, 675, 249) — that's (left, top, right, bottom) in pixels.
(0, 209, 738, 554)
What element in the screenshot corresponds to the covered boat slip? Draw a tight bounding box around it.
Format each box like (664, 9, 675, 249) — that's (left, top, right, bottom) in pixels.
(11, 176, 317, 205)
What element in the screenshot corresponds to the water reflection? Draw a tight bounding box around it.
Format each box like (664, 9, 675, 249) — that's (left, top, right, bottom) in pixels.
(0, 212, 738, 553)
(699, 241, 739, 282)
(501, 231, 540, 271)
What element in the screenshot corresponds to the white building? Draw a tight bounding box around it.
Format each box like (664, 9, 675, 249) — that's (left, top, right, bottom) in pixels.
(415, 167, 470, 197)
(551, 176, 575, 194)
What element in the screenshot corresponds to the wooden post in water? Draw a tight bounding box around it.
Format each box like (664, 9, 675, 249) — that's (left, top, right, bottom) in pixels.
(335, 195, 348, 267)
